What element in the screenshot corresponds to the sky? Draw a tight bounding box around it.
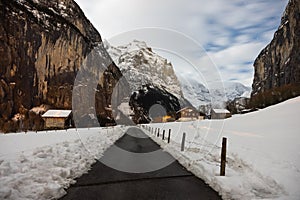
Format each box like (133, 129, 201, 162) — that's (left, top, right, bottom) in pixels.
(75, 0, 288, 87)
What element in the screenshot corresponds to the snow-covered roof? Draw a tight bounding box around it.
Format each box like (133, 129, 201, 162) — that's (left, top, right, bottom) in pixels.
(42, 110, 72, 118)
(176, 107, 197, 113)
(212, 109, 230, 114)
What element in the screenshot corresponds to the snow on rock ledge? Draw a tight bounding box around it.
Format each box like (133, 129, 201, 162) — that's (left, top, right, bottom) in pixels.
(105, 40, 183, 97)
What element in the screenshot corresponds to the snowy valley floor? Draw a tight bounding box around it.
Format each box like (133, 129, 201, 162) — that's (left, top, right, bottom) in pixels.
(0, 97, 299, 200)
(143, 97, 300, 200)
(0, 126, 126, 200)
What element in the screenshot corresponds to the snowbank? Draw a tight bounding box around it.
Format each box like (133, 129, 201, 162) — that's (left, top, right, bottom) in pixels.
(1, 97, 299, 199)
(0, 126, 125, 200)
(143, 97, 300, 200)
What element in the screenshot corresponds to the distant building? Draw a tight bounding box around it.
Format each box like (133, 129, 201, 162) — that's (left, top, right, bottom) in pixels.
(177, 107, 200, 121)
(152, 115, 175, 123)
(152, 116, 163, 123)
(42, 110, 72, 129)
(211, 109, 231, 119)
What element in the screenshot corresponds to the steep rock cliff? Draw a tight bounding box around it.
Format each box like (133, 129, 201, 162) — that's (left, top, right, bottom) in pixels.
(251, 0, 300, 107)
(129, 84, 181, 124)
(0, 0, 121, 131)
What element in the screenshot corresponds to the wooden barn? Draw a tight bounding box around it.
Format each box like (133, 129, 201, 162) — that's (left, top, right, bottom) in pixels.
(42, 110, 72, 129)
(211, 109, 231, 119)
(177, 107, 200, 121)
(152, 115, 175, 123)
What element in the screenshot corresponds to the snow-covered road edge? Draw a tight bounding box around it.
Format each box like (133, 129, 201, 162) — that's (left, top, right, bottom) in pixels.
(0, 126, 126, 200)
(142, 126, 285, 200)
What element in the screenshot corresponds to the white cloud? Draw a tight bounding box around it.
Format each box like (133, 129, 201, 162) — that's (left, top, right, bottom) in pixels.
(75, 0, 289, 87)
(207, 42, 266, 86)
(209, 43, 266, 65)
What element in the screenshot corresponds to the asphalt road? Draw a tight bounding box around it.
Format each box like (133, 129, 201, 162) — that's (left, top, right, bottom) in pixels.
(60, 127, 221, 200)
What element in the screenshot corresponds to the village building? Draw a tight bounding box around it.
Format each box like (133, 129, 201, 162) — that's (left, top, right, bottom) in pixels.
(211, 109, 231, 119)
(152, 115, 176, 123)
(177, 107, 200, 121)
(41, 110, 72, 129)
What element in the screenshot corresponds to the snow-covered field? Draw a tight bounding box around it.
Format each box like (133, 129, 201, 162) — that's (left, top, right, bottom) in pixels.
(0, 97, 299, 200)
(0, 126, 126, 200)
(143, 97, 300, 200)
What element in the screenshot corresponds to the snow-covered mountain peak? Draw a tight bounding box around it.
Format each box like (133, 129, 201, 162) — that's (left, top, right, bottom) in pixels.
(105, 40, 183, 97)
(104, 40, 149, 56)
(180, 78, 251, 108)
(104, 40, 251, 110)
(117, 40, 149, 52)
(213, 82, 252, 100)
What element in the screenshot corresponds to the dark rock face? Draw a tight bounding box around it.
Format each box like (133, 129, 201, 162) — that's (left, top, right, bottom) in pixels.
(72, 46, 123, 127)
(0, 0, 121, 132)
(251, 0, 300, 108)
(226, 97, 250, 114)
(129, 84, 181, 124)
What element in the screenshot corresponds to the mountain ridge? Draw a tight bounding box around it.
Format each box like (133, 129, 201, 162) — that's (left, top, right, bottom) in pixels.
(106, 40, 251, 110)
(181, 78, 251, 108)
(105, 40, 183, 97)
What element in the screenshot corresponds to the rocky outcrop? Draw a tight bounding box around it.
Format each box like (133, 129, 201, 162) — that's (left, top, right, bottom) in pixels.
(226, 97, 250, 114)
(251, 0, 300, 107)
(0, 0, 121, 132)
(129, 84, 181, 124)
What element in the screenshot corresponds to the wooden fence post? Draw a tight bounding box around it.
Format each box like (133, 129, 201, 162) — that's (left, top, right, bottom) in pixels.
(157, 128, 160, 137)
(220, 137, 227, 176)
(162, 130, 165, 140)
(181, 132, 186, 151)
(168, 129, 171, 143)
